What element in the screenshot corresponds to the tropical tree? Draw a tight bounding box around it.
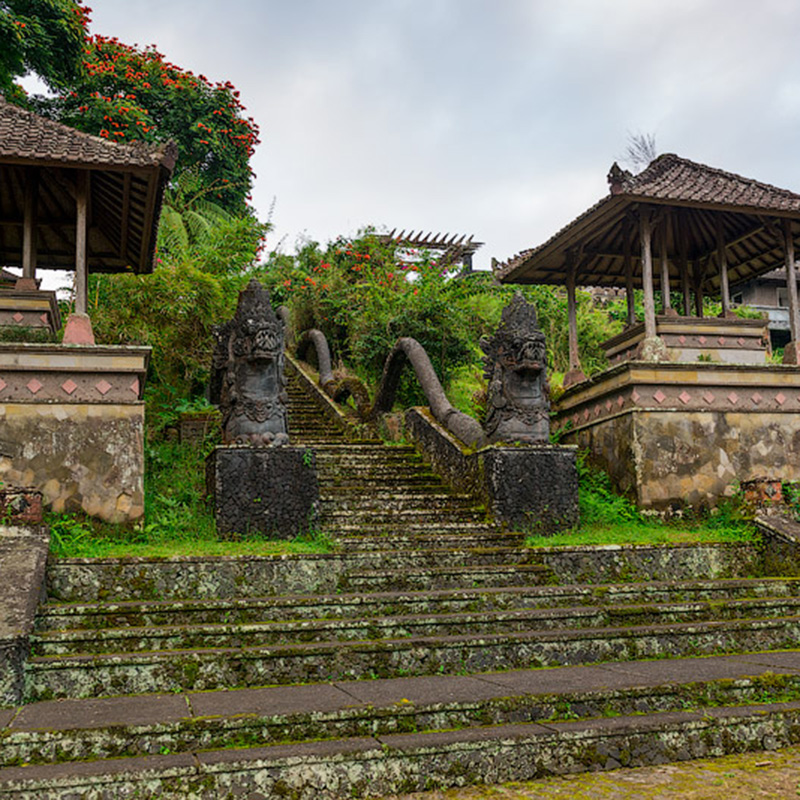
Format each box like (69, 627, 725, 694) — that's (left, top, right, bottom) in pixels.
(0, 0, 89, 100)
(38, 35, 259, 214)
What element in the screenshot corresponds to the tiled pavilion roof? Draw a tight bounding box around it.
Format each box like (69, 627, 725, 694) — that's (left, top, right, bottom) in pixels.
(495, 154, 800, 293)
(0, 96, 176, 273)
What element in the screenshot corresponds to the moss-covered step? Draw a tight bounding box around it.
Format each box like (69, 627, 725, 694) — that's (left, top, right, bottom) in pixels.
(33, 578, 800, 634)
(5, 661, 800, 769)
(4, 699, 800, 798)
(24, 615, 800, 700)
(31, 596, 800, 658)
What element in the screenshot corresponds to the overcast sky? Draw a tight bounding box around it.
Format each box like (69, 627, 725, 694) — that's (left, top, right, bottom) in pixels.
(67, 0, 800, 269)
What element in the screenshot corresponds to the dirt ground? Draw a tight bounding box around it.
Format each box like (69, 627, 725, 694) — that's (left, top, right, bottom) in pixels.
(385, 746, 800, 799)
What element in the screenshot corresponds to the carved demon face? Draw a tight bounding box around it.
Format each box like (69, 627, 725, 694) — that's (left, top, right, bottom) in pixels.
(233, 316, 283, 360)
(497, 332, 547, 373)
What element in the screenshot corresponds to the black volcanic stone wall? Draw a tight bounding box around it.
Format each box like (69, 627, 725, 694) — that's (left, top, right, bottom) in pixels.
(483, 446, 579, 532)
(206, 447, 319, 538)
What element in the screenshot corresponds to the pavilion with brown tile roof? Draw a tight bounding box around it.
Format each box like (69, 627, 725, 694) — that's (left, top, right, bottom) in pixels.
(495, 155, 800, 510)
(496, 154, 800, 383)
(0, 95, 175, 342)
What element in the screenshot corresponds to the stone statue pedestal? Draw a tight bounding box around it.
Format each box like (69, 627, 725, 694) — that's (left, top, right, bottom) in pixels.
(481, 445, 578, 532)
(206, 446, 319, 538)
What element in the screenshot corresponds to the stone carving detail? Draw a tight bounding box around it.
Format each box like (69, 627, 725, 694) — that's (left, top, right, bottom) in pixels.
(210, 279, 289, 446)
(481, 292, 550, 444)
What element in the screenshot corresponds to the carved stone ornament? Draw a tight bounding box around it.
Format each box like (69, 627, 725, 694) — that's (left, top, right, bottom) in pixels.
(480, 292, 550, 444)
(210, 279, 290, 446)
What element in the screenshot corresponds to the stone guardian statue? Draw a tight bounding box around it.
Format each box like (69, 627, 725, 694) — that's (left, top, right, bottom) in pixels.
(210, 279, 290, 446)
(481, 292, 550, 444)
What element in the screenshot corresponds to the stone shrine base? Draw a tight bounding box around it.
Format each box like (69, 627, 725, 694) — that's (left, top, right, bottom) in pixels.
(0, 343, 149, 522)
(206, 446, 319, 538)
(553, 361, 800, 510)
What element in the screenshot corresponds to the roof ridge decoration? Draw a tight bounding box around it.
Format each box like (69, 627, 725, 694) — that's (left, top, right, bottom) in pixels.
(0, 100, 177, 171)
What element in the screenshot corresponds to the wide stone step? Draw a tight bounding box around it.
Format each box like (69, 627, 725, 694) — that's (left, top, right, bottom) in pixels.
(4, 655, 799, 772)
(5, 698, 800, 798)
(23, 615, 800, 700)
(319, 495, 482, 512)
(36, 578, 800, 633)
(320, 509, 489, 526)
(318, 474, 444, 488)
(334, 531, 525, 550)
(31, 597, 800, 658)
(326, 522, 504, 537)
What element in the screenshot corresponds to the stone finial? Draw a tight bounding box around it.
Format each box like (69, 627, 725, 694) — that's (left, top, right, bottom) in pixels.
(210, 279, 289, 446)
(480, 292, 550, 444)
(607, 162, 632, 195)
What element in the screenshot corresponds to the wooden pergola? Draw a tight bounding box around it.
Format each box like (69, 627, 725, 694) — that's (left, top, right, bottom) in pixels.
(377, 230, 484, 272)
(0, 96, 175, 342)
(495, 154, 800, 378)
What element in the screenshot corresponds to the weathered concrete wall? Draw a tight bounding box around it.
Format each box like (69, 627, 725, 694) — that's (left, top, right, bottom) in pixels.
(555, 361, 800, 510)
(0, 525, 49, 706)
(0, 343, 149, 523)
(0, 403, 145, 522)
(568, 408, 800, 510)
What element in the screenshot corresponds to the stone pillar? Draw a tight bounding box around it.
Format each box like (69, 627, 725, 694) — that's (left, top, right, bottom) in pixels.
(206, 447, 319, 538)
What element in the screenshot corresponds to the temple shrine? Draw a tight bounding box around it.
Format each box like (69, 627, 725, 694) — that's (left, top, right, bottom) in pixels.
(0, 97, 174, 521)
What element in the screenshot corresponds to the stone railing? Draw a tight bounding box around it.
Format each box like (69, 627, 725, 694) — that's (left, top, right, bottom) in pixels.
(293, 327, 486, 448)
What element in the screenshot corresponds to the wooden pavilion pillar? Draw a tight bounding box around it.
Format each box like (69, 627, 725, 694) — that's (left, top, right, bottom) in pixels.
(639, 208, 657, 338)
(18, 168, 38, 290)
(782, 219, 800, 364)
(62, 169, 95, 345)
(623, 225, 636, 326)
(659, 219, 674, 315)
(674, 211, 692, 316)
(680, 260, 692, 317)
(716, 219, 733, 318)
(563, 253, 587, 387)
(638, 206, 667, 361)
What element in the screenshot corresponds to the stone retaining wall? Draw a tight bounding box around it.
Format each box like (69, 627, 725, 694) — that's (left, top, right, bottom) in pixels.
(45, 542, 766, 603)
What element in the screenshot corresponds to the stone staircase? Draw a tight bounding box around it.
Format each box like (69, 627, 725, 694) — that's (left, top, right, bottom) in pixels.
(2, 374, 800, 797)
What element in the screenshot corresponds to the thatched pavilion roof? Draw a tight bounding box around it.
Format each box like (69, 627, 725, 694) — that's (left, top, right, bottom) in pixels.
(495, 154, 800, 292)
(0, 97, 176, 273)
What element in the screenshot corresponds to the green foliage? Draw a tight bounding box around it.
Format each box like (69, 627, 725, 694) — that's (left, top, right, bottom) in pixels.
(575, 451, 641, 525)
(34, 33, 258, 214)
(259, 231, 621, 411)
(0, 0, 89, 97)
(258, 232, 478, 406)
(0, 325, 56, 343)
(88, 204, 266, 413)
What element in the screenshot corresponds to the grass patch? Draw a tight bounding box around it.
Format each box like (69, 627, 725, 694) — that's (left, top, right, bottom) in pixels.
(526, 452, 757, 547)
(48, 438, 335, 558)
